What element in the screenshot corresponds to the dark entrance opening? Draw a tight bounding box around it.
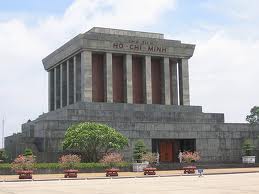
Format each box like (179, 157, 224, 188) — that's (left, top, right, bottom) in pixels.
(152, 139, 196, 163)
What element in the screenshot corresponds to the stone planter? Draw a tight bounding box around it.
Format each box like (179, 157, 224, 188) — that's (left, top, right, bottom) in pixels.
(143, 167, 157, 175)
(132, 162, 149, 172)
(64, 169, 79, 178)
(182, 166, 196, 174)
(105, 168, 120, 177)
(16, 170, 33, 179)
(242, 156, 256, 164)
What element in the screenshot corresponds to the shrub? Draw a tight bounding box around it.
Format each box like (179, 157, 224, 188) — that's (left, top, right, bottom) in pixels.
(23, 148, 33, 156)
(133, 140, 147, 162)
(242, 139, 255, 156)
(0, 162, 131, 170)
(59, 154, 81, 170)
(11, 155, 36, 171)
(182, 151, 200, 163)
(0, 149, 9, 163)
(142, 152, 158, 167)
(100, 152, 123, 168)
(0, 163, 11, 169)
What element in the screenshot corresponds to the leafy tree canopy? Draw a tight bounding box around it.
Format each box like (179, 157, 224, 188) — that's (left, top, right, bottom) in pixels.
(63, 122, 128, 162)
(246, 106, 259, 125)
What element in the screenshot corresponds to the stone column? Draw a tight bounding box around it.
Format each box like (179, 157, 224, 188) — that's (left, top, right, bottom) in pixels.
(105, 52, 113, 102)
(171, 61, 179, 105)
(60, 64, 63, 108)
(73, 56, 77, 103)
(144, 56, 152, 104)
(48, 71, 52, 111)
(178, 58, 190, 105)
(125, 54, 133, 103)
(81, 50, 92, 102)
(162, 57, 171, 105)
(66, 60, 70, 106)
(54, 67, 57, 110)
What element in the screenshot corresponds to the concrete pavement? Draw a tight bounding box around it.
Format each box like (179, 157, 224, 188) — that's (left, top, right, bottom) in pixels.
(0, 173, 259, 194)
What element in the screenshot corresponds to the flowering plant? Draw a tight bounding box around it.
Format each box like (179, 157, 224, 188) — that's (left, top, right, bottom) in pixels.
(11, 155, 36, 171)
(100, 152, 123, 168)
(59, 154, 81, 169)
(142, 152, 158, 167)
(182, 151, 200, 163)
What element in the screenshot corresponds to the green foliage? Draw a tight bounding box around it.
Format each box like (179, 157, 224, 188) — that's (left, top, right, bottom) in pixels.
(0, 149, 9, 163)
(246, 106, 259, 125)
(62, 122, 128, 162)
(0, 162, 131, 170)
(23, 148, 33, 156)
(133, 140, 147, 162)
(35, 163, 60, 169)
(242, 139, 255, 156)
(0, 163, 11, 169)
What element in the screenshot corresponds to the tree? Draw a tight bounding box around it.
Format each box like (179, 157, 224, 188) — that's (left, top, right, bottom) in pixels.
(23, 148, 33, 156)
(246, 106, 259, 125)
(62, 122, 128, 162)
(133, 140, 147, 162)
(242, 139, 255, 156)
(0, 149, 9, 163)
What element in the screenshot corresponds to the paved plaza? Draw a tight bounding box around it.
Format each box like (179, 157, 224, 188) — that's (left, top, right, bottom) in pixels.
(0, 173, 258, 194)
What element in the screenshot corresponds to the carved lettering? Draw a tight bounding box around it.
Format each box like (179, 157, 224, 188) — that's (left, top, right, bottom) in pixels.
(113, 42, 167, 53)
(156, 47, 161, 52)
(113, 43, 118, 48)
(148, 46, 154, 52)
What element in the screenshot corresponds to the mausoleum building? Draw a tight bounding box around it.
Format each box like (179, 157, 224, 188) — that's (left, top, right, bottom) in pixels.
(5, 27, 259, 163)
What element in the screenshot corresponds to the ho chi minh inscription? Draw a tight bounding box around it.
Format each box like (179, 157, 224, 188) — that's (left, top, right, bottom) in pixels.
(112, 40, 167, 53)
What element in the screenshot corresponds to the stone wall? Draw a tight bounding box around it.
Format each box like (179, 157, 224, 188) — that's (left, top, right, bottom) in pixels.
(5, 102, 259, 163)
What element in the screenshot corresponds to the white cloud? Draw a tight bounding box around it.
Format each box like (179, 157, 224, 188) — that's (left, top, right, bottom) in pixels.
(0, 0, 176, 146)
(201, 0, 259, 21)
(188, 31, 259, 123)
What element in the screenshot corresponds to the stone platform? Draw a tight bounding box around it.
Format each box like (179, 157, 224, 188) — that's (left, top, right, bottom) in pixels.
(5, 102, 259, 162)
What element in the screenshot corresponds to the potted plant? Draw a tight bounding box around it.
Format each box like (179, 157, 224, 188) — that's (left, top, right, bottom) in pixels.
(11, 154, 36, 179)
(132, 140, 148, 172)
(142, 152, 158, 175)
(59, 154, 81, 178)
(100, 152, 123, 177)
(242, 139, 256, 164)
(181, 151, 200, 174)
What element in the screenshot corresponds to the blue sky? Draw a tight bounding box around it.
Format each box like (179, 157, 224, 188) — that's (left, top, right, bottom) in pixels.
(0, 0, 258, 148)
(0, 0, 73, 13)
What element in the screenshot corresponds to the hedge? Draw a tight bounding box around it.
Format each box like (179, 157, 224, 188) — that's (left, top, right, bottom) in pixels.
(0, 162, 131, 170)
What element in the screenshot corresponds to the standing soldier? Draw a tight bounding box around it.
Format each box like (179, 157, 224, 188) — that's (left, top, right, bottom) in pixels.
(178, 150, 183, 163)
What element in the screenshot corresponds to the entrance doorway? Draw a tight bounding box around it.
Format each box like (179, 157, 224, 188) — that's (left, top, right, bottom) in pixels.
(160, 141, 173, 162)
(152, 139, 196, 163)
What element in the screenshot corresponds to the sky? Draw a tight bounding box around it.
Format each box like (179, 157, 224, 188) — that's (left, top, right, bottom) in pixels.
(0, 0, 258, 148)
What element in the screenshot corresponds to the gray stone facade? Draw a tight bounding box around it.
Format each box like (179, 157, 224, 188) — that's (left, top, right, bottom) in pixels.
(5, 27, 259, 163)
(5, 102, 259, 162)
